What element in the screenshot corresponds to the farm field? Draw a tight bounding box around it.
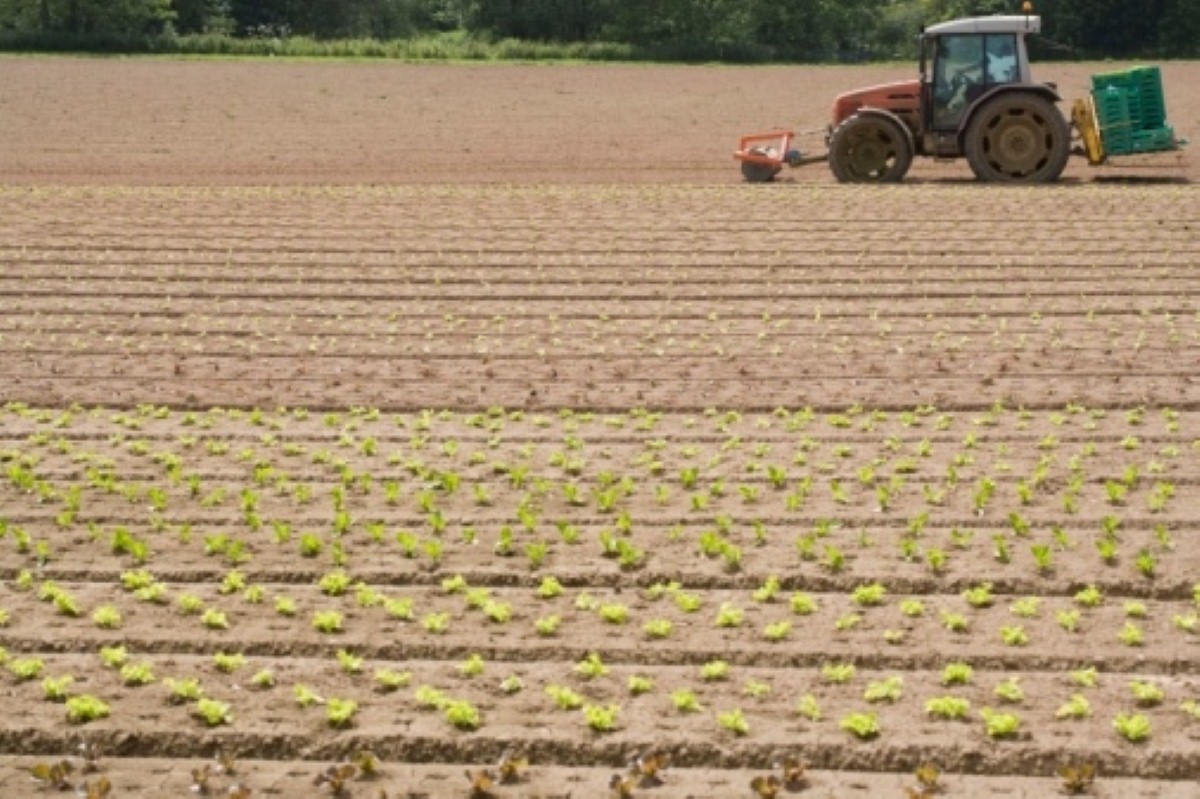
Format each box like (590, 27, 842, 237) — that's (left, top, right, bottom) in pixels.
(1, 57, 1199, 799)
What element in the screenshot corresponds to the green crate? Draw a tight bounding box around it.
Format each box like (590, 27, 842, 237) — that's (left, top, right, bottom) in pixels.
(1091, 65, 1161, 92)
(1130, 126, 1176, 154)
(1091, 66, 1166, 130)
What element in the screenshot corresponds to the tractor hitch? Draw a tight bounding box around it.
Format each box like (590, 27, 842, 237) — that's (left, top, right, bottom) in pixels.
(735, 129, 828, 182)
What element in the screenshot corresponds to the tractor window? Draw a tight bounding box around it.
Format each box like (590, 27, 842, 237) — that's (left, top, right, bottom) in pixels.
(985, 35, 1018, 84)
(932, 35, 984, 129)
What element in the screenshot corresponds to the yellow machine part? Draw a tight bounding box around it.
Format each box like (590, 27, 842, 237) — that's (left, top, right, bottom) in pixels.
(1072, 97, 1106, 166)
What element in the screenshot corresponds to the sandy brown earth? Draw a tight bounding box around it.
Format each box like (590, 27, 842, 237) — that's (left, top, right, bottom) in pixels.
(0, 56, 1198, 799)
(0, 57, 1194, 185)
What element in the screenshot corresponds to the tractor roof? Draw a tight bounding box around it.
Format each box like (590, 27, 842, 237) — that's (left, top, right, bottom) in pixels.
(924, 15, 1041, 37)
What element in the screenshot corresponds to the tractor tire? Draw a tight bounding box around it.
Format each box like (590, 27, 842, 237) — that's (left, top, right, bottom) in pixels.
(829, 114, 912, 183)
(963, 93, 1070, 182)
(741, 147, 782, 183)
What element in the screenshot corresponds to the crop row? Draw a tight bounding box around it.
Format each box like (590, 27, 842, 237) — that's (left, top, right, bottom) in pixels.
(2, 403, 1195, 588)
(3, 643, 1199, 772)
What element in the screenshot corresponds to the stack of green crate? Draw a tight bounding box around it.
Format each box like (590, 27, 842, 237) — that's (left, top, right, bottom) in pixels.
(1090, 66, 1175, 156)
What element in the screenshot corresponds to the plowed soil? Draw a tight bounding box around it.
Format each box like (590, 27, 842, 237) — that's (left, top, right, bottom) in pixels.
(0, 56, 1198, 799)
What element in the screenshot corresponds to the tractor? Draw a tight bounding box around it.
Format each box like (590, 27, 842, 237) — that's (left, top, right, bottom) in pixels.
(735, 10, 1183, 183)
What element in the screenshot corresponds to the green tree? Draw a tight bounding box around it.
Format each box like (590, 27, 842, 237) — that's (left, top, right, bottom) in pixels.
(0, 0, 174, 34)
(1158, 0, 1200, 56)
(172, 0, 233, 34)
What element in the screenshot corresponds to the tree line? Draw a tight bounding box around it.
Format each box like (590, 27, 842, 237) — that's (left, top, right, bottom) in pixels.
(1, 0, 1197, 59)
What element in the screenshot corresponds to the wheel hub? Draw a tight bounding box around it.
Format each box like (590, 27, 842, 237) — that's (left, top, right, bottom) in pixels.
(985, 113, 1049, 175)
(851, 138, 891, 174)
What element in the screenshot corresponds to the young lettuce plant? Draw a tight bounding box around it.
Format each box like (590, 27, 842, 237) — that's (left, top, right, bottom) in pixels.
(979, 707, 1021, 739)
(445, 699, 481, 730)
(1113, 713, 1151, 742)
(65, 695, 110, 724)
(925, 696, 971, 720)
(165, 677, 204, 704)
(326, 698, 358, 728)
(545, 684, 584, 711)
(839, 711, 880, 739)
(583, 703, 621, 733)
(195, 698, 233, 727)
(716, 708, 750, 736)
(41, 675, 74, 702)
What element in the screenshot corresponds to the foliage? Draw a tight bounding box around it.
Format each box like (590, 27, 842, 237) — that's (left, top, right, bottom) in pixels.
(925, 695, 970, 719)
(716, 707, 749, 736)
(195, 697, 234, 726)
(0, 0, 1192, 60)
(980, 707, 1021, 739)
(66, 694, 110, 723)
(1113, 712, 1151, 742)
(839, 711, 880, 739)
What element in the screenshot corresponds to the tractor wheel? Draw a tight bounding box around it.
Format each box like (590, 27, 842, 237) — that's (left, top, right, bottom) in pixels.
(741, 147, 782, 183)
(964, 93, 1070, 182)
(829, 114, 912, 183)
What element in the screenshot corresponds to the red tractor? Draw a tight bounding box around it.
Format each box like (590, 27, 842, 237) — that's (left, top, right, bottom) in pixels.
(736, 12, 1182, 183)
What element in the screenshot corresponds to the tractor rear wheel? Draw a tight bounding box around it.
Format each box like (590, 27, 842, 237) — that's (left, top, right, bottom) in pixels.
(964, 93, 1070, 182)
(829, 114, 912, 183)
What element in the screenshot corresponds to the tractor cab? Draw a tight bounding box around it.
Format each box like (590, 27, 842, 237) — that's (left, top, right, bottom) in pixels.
(919, 15, 1041, 148)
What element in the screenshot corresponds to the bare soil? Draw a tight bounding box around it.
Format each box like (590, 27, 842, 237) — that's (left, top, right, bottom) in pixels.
(0, 56, 1199, 799)
(0, 57, 1194, 185)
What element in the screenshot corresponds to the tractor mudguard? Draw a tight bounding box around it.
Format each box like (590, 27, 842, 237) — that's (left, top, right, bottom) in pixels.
(833, 107, 916, 159)
(958, 83, 1063, 142)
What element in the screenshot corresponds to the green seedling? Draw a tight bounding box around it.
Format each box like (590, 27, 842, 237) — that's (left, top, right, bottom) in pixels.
(574, 652, 608, 680)
(993, 677, 1024, 704)
(165, 677, 204, 704)
(851, 582, 886, 607)
(326, 697, 358, 728)
(583, 703, 621, 732)
(839, 712, 880, 739)
(546, 684, 584, 710)
(790, 592, 819, 615)
(942, 662, 973, 685)
(41, 674, 74, 701)
(1130, 680, 1165, 706)
(293, 684, 324, 708)
(980, 707, 1020, 739)
(1056, 694, 1092, 719)
(66, 695, 110, 724)
(375, 669, 411, 692)
(925, 695, 971, 720)
(9, 657, 45, 681)
(534, 614, 560, 636)
(795, 694, 821, 721)
(864, 676, 903, 703)
(1114, 713, 1151, 742)
(643, 618, 673, 639)
(91, 605, 122, 629)
(120, 662, 155, 686)
(250, 669, 275, 688)
(201, 609, 229, 630)
(672, 689, 703, 713)
(822, 662, 856, 684)
(716, 708, 750, 736)
(312, 610, 343, 633)
(445, 699, 481, 730)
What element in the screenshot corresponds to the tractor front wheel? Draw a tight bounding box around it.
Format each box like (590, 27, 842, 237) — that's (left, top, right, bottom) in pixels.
(964, 93, 1070, 182)
(829, 114, 912, 183)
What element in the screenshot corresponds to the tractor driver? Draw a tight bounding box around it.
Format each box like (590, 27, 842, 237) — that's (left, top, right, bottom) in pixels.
(987, 38, 1017, 84)
(934, 35, 984, 128)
